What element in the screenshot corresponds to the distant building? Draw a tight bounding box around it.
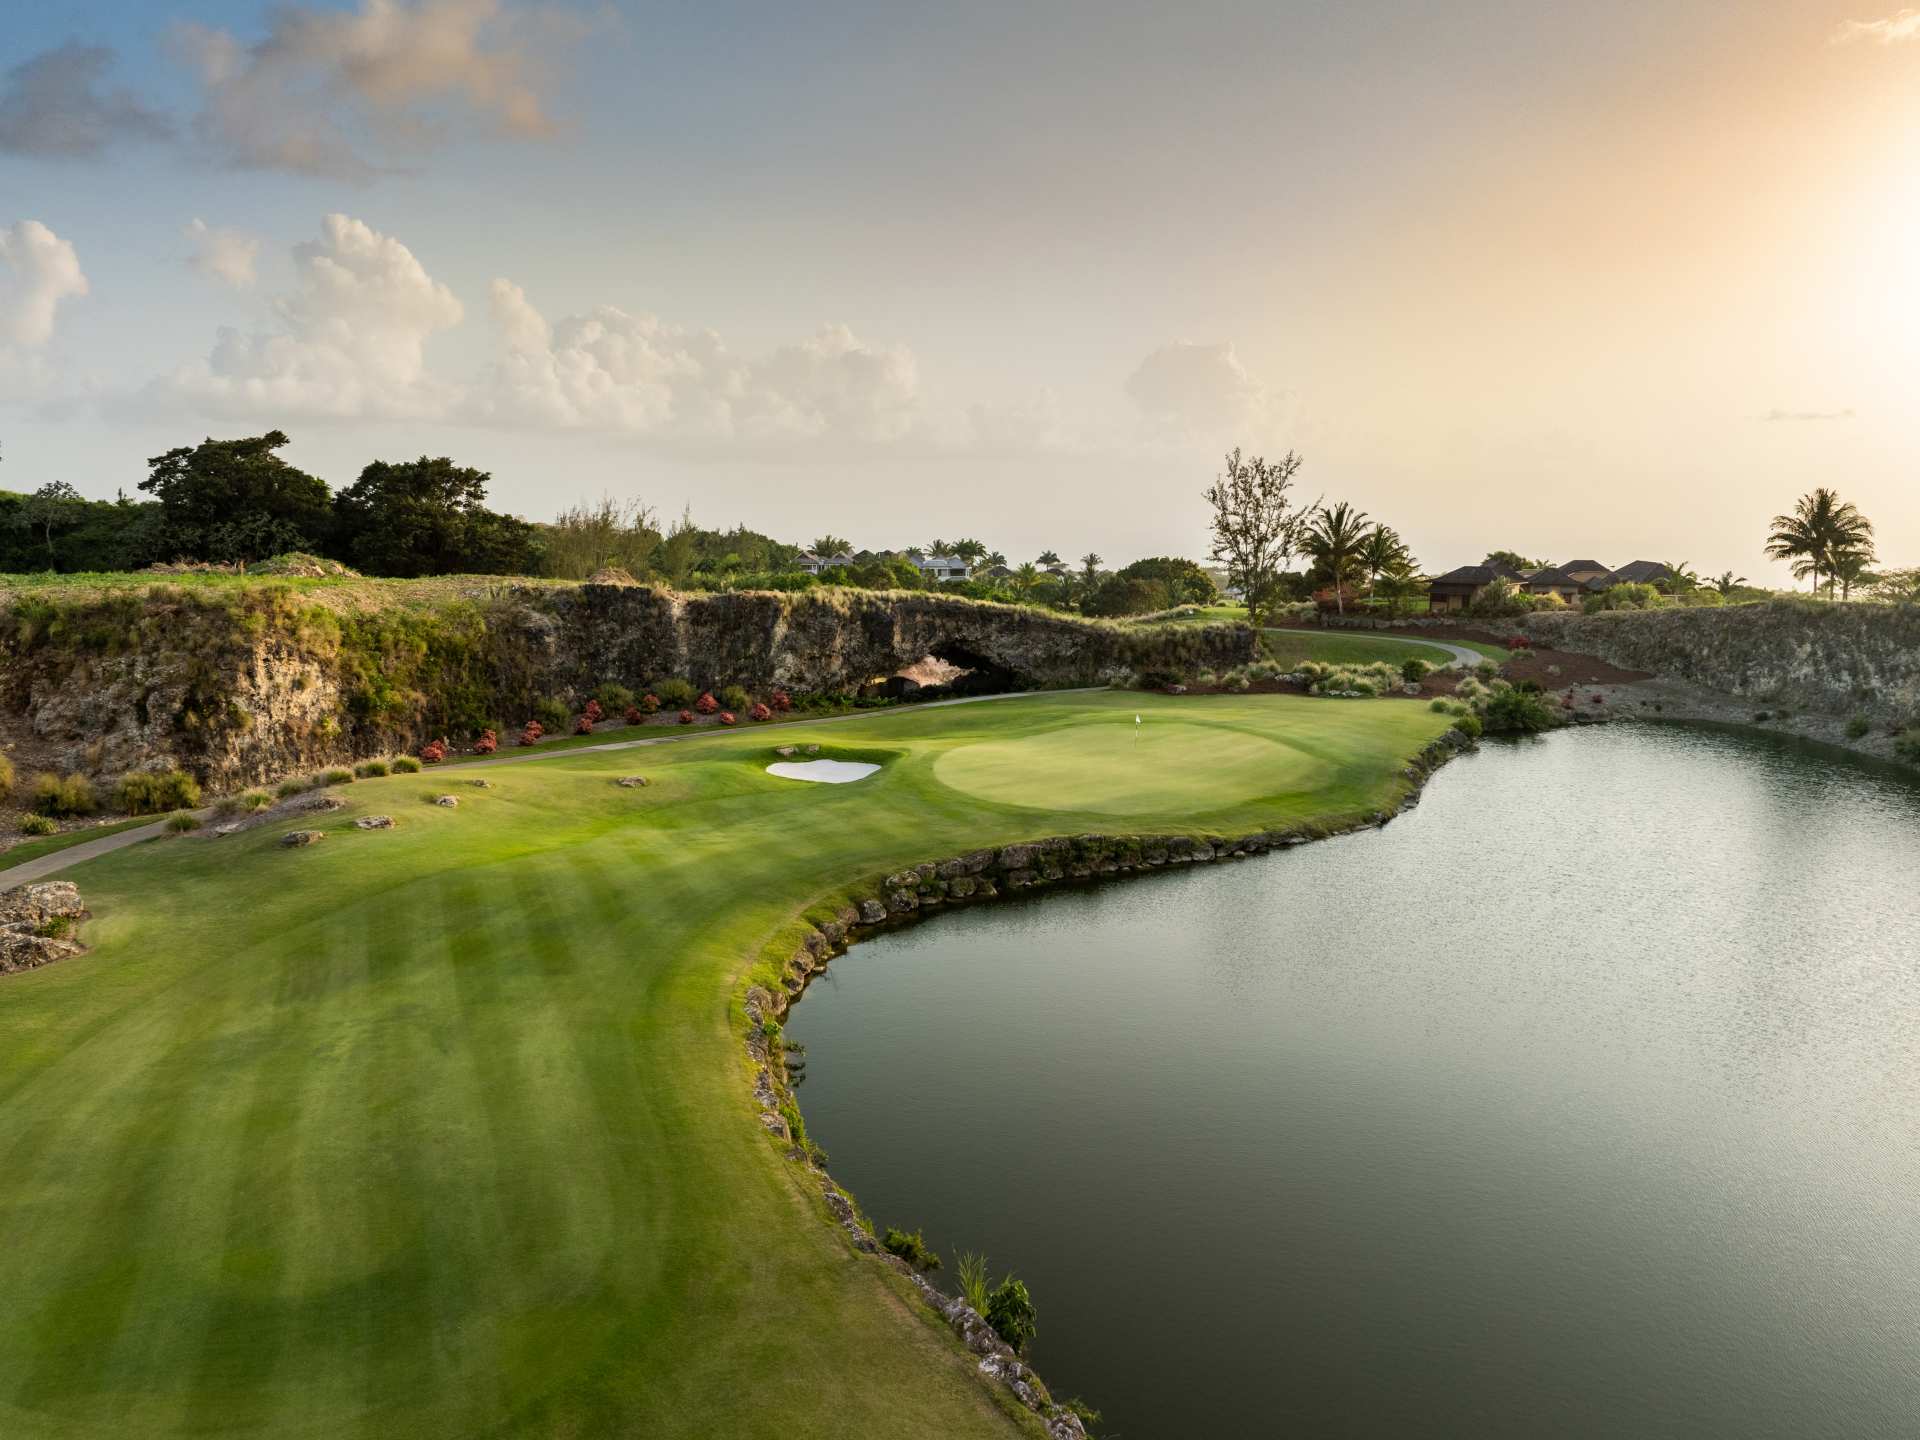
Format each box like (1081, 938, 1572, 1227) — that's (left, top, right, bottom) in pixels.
(1607, 560, 1673, 586)
(906, 550, 970, 582)
(1433, 556, 1674, 612)
(797, 551, 855, 575)
(1427, 561, 1527, 612)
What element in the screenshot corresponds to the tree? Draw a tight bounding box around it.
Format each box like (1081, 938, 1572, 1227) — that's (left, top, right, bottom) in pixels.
(332, 457, 540, 577)
(1357, 524, 1413, 600)
(1830, 547, 1874, 601)
(1484, 549, 1545, 572)
(1767, 487, 1873, 599)
(1079, 551, 1103, 582)
(1116, 556, 1217, 610)
(1659, 560, 1700, 595)
(1202, 449, 1313, 629)
(139, 430, 332, 563)
(1306, 501, 1372, 614)
(1866, 567, 1920, 603)
(984, 550, 1006, 568)
(546, 496, 662, 579)
(809, 534, 852, 558)
(948, 538, 989, 564)
(1711, 570, 1748, 596)
(13, 481, 85, 562)
(1011, 561, 1040, 596)
(1036, 549, 1062, 567)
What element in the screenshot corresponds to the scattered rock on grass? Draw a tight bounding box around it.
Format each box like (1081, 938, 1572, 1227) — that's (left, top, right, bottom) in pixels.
(433, 795, 459, 808)
(616, 776, 650, 788)
(280, 830, 325, 848)
(354, 815, 395, 830)
(0, 882, 88, 973)
(299, 794, 348, 813)
(468, 779, 493, 788)
(775, 745, 797, 757)
(804, 744, 821, 755)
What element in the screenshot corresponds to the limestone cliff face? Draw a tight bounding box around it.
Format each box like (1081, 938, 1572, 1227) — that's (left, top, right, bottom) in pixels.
(1525, 601, 1920, 723)
(0, 583, 1255, 791)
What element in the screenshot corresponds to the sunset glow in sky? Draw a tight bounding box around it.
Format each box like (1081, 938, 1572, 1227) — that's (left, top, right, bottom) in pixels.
(3, 0, 1917, 579)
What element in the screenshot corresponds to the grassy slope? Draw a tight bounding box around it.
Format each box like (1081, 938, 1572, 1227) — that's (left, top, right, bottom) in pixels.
(0, 692, 1450, 1439)
(1259, 629, 1456, 668)
(0, 818, 155, 872)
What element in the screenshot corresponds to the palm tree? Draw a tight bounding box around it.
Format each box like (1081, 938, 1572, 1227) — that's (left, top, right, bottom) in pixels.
(1767, 488, 1874, 599)
(1080, 552, 1103, 582)
(1011, 562, 1040, 596)
(1830, 544, 1875, 600)
(985, 550, 1007, 568)
(1712, 570, 1747, 597)
(1357, 524, 1412, 601)
(1659, 561, 1700, 595)
(1037, 549, 1062, 568)
(809, 534, 851, 558)
(1306, 502, 1371, 614)
(950, 538, 989, 564)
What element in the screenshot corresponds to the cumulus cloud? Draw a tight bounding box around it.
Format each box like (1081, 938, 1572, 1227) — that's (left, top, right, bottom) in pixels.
(1764, 406, 1857, 421)
(1124, 340, 1289, 439)
(185, 219, 261, 289)
(474, 281, 925, 447)
(156, 214, 463, 419)
(1832, 8, 1920, 42)
(0, 220, 89, 349)
(0, 43, 170, 158)
(173, 0, 569, 179)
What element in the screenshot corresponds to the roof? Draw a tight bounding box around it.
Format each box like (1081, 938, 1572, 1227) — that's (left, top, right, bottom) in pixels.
(1609, 560, 1671, 584)
(1562, 559, 1608, 573)
(1431, 564, 1514, 586)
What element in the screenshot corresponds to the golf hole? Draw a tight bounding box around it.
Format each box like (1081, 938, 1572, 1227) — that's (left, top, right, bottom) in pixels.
(767, 759, 881, 784)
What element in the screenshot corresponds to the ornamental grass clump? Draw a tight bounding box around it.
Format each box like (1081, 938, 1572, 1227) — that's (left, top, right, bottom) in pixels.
(354, 759, 390, 778)
(318, 768, 354, 786)
(19, 812, 57, 836)
(532, 696, 571, 732)
(31, 772, 97, 818)
(275, 777, 310, 799)
(391, 756, 422, 774)
(0, 754, 13, 798)
(594, 683, 635, 715)
(656, 679, 695, 708)
(114, 768, 201, 814)
(718, 685, 749, 713)
(164, 810, 201, 833)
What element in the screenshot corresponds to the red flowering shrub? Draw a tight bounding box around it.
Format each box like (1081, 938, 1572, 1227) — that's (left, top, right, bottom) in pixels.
(695, 691, 719, 715)
(584, 699, 604, 724)
(769, 690, 792, 712)
(641, 693, 661, 714)
(719, 711, 737, 726)
(519, 719, 544, 746)
(419, 738, 448, 764)
(1509, 635, 1531, 649)
(749, 702, 772, 722)
(575, 715, 594, 735)
(678, 709, 694, 724)
(624, 705, 644, 725)
(1590, 693, 1605, 705)
(473, 729, 498, 755)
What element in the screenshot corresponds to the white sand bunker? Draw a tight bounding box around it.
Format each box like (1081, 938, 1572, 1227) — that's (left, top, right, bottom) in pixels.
(766, 759, 880, 784)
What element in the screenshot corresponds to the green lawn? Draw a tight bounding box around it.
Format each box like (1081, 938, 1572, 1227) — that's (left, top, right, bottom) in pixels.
(0, 817, 157, 873)
(0, 692, 1450, 1439)
(1259, 629, 1457, 669)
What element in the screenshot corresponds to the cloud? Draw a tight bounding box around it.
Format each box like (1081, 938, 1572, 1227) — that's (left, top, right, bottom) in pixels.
(0, 220, 89, 349)
(173, 0, 570, 179)
(0, 43, 171, 158)
(1124, 340, 1290, 438)
(184, 219, 262, 290)
(1831, 9, 1920, 42)
(474, 281, 925, 447)
(1764, 406, 1856, 421)
(156, 214, 463, 418)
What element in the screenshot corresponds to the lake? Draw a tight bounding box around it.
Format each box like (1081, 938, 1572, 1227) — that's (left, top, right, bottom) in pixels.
(786, 723, 1920, 1438)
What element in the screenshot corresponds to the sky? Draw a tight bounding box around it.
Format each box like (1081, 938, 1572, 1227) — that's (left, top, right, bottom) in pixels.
(2, 0, 1917, 581)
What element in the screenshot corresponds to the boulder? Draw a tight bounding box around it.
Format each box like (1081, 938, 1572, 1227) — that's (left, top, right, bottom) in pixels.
(468, 778, 494, 788)
(804, 744, 821, 754)
(0, 881, 86, 928)
(280, 830, 325, 847)
(353, 815, 395, 830)
(433, 795, 460, 808)
(300, 793, 348, 812)
(775, 745, 797, 757)
(616, 776, 650, 788)
(859, 898, 888, 924)
(0, 927, 84, 974)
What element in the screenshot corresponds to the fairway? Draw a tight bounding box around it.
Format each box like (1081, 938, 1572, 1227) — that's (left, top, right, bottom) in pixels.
(0, 691, 1450, 1439)
(934, 719, 1315, 815)
(1260, 628, 1456, 668)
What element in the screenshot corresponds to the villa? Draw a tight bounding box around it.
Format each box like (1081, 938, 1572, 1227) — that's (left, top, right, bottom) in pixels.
(797, 551, 855, 575)
(907, 550, 971, 582)
(1429, 558, 1673, 612)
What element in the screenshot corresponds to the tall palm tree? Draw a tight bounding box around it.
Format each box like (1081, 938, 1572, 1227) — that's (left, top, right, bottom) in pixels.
(1766, 488, 1874, 599)
(1357, 524, 1411, 600)
(1011, 561, 1040, 596)
(1306, 502, 1371, 614)
(1659, 561, 1699, 595)
(1712, 570, 1747, 597)
(1037, 549, 1063, 567)
(1080, 552, 1103, 582)
(809, 534, 851, 558)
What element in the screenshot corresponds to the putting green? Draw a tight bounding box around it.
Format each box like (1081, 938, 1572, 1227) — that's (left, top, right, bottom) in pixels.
(933, 719, 1317, 814)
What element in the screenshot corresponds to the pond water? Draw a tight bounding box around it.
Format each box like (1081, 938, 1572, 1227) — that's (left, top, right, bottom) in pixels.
(766, 759, 880, 783)
(786, 725, 1920, 1438)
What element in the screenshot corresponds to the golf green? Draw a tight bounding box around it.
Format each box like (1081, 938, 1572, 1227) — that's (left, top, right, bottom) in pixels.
(934, 719, 1316, 815)
(0, 691, 1450, 1439)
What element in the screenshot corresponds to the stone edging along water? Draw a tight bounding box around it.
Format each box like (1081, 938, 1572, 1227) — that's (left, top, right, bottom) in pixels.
(737, 726, 1474, 1437)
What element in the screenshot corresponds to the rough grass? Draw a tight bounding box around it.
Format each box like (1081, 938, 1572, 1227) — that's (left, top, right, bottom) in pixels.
(0, 692, 1450, 1439)
(1260, 629, 1457, 669)
(0, 817, 154, 872)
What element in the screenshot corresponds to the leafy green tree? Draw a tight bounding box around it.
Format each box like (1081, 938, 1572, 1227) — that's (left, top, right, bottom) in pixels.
(1484, 549, 1545, 572)
(139, 430, 332, 563)
(13, 481, 85, 562)
(332, 456, 540, 577)
(809, 534, 852, 558)
(1711, 569, 1748, 596)
(984, 1276, 1037, 1353)
(1116, 555, 1217, 609)
(1306, 500, 1372, 614)
(1202, 448, 1313, 629)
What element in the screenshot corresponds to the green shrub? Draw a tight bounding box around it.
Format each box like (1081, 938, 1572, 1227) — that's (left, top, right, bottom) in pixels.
(164, 810, 201, 832)
(114, 768, 201, 815)
(956, 1252, 990, 1314)
(1482, 687, 1557, 734)
(19, 812, 57, 836)
(354, 759, 390, 778)
(275, 778, 310, 798)
(0, 753, 13, 798)
(241, 790, 272, 811)
(595, 683, 637, 715)
(30, 772, 96, 818)
(1401, 657, 1431, 683)
(318, 768, 354, 786)
(1583, 582, 1665, 613)
(718, 684, 750, 713)
(984, 1276, 1037, 1353)
(1895, 728, 1920, 764)
(656, 678, 696, 708)
(1846, 715, 1871, 740)
(532, 696, 572, 732)
(1451, 710, 1483, 739)
(881, 1227, 943, 1273)
(1474, 659, 1499, 680)
(391, 756, 422, 774)
(1428, 697, 1451, 713)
